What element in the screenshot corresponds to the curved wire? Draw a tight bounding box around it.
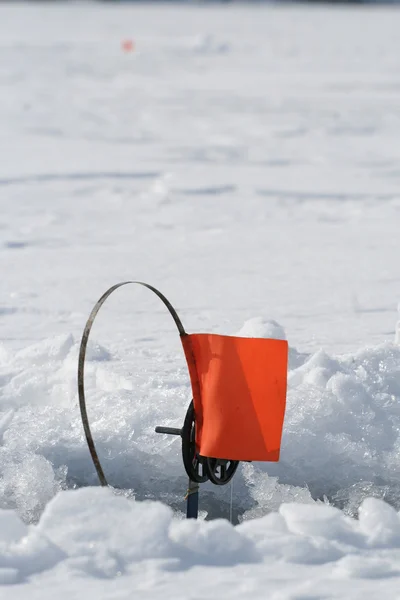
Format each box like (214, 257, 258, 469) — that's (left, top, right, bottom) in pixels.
(77, 281, 187, 486)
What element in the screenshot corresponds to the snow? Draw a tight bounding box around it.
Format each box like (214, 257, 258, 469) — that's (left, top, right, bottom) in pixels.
(1, 1, 400, 596)
(3, 488, 400, 596)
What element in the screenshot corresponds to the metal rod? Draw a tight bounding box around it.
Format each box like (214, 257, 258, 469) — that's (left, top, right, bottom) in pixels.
(155, 426, 182, 436)
(77, 280, 187, 487)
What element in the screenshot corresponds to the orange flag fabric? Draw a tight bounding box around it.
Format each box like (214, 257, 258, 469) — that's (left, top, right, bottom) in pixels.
(181, 333, 288, 462)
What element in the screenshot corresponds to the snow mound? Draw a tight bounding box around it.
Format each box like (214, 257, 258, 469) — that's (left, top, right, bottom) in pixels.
(1, 488, 400, 590)
(236, 317, 287, 341)
(254, 340, 400, 516)
(37, 487, 259, 576)
(0, 508, 64, 585)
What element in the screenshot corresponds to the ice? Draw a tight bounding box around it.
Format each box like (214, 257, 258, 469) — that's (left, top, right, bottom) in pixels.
(240, 463, 316, 521)
(358, 497, 400, 547)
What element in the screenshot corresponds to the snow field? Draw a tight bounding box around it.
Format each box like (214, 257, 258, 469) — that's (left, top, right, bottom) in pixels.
(1, 2, 400, 595)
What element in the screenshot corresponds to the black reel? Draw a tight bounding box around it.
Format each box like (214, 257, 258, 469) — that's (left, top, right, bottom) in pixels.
(205, 457, 239, 485)
(155, 400, 239, 486)
(181, 400, 209, 483)
(155, 400, 208, 483)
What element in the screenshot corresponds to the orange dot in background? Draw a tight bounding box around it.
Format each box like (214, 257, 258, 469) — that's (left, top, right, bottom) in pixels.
(121, 39, 135, 53)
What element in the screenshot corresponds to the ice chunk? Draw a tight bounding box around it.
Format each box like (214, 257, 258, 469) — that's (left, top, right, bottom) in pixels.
(358, 497, 400, 547)
(15, 334, 75, 364)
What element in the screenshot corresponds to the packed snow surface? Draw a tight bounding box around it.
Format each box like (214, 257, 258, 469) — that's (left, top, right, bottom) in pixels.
(1, 1, 400, 596)
(3, 487, 400, 598)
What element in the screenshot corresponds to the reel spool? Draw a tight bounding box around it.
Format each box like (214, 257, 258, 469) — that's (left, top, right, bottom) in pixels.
(155, 400, 239, 486)
(155, 400, 209, 484)
(205, 457, 239, 485)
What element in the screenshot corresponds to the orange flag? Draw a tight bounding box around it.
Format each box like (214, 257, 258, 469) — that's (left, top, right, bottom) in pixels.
(182, 333, 288, 462)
